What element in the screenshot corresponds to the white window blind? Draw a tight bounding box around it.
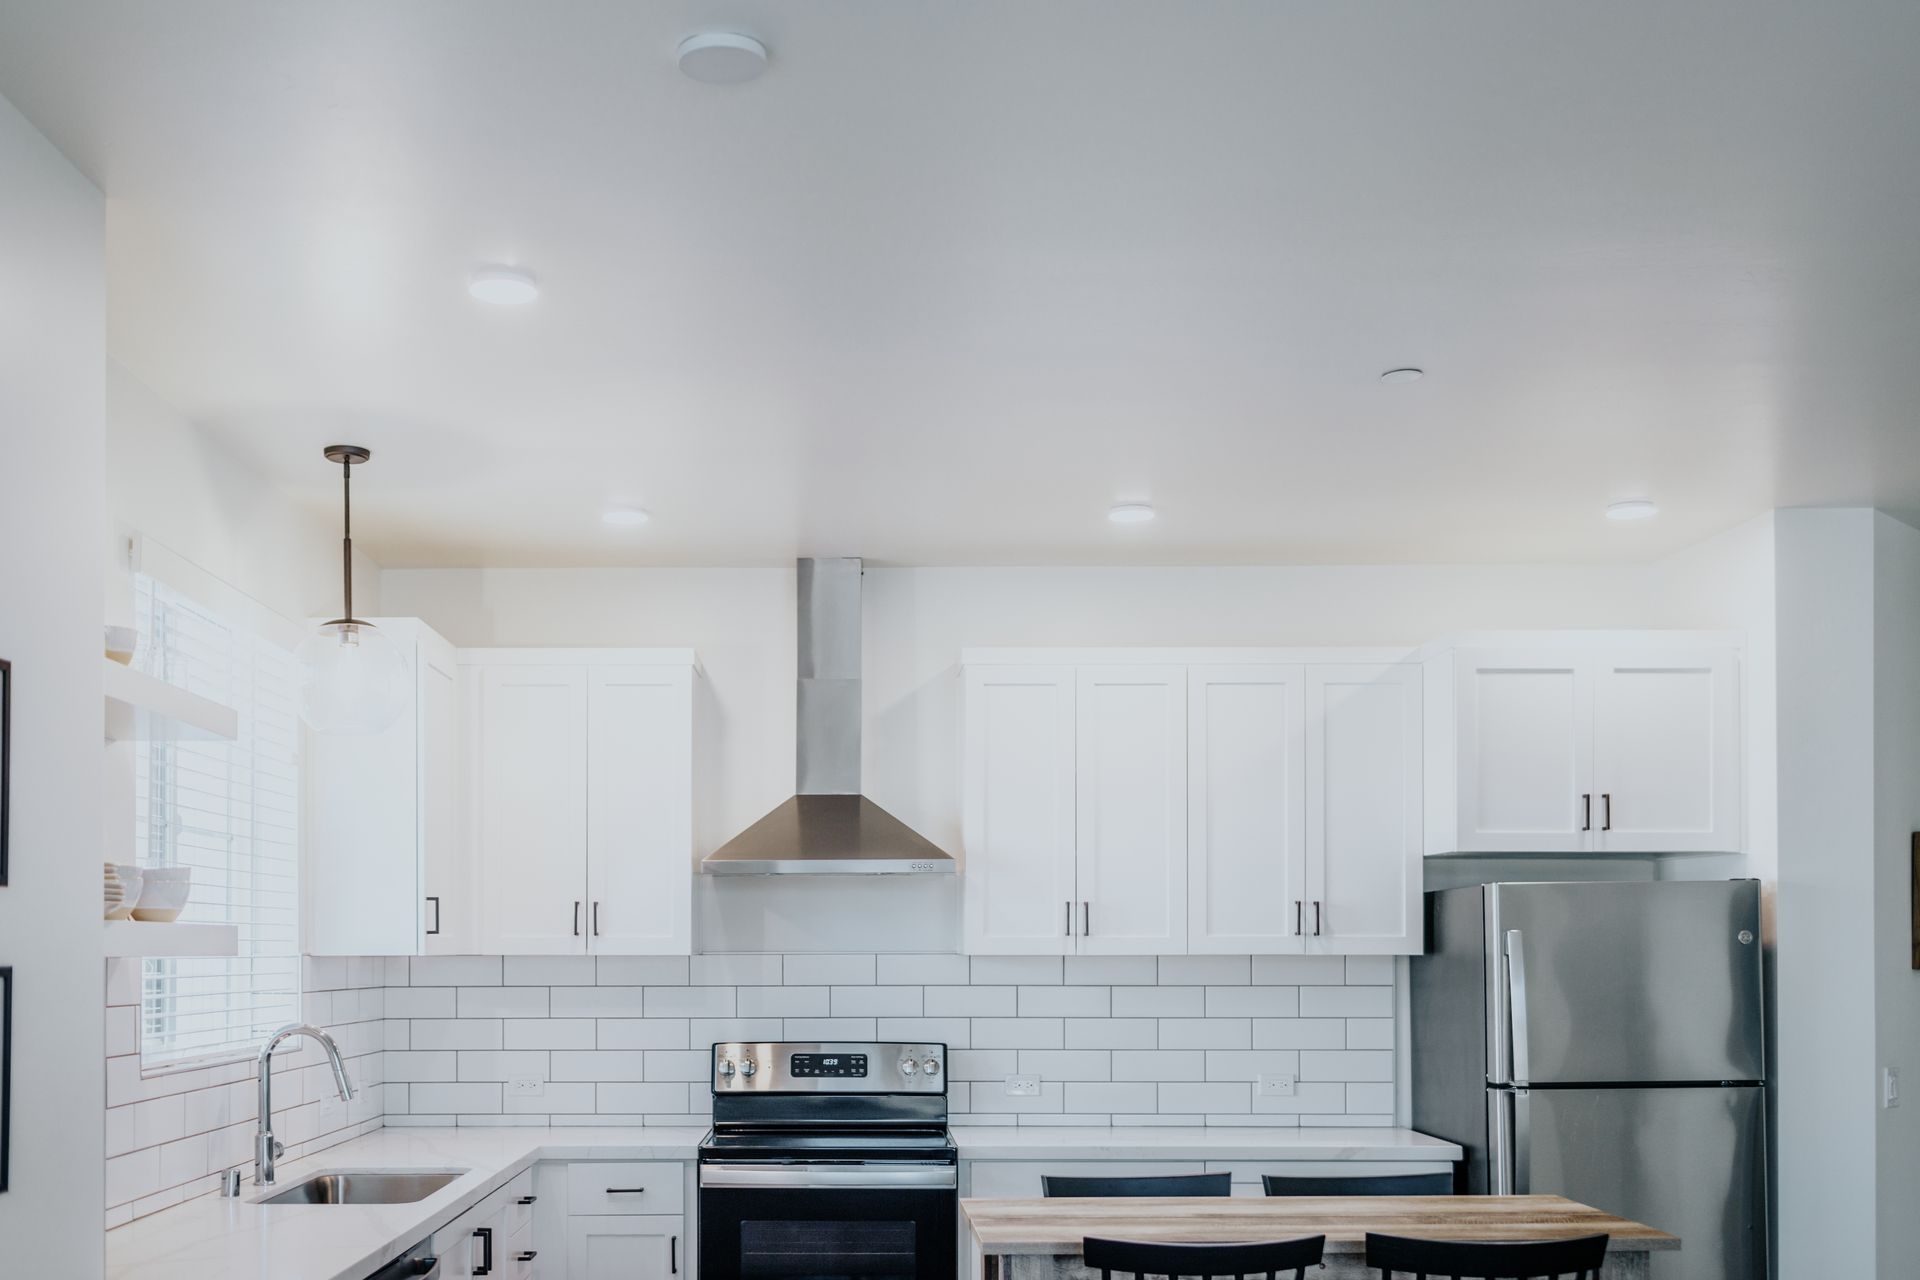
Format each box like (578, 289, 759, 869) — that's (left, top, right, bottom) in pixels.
(132, 573, 303, 1071)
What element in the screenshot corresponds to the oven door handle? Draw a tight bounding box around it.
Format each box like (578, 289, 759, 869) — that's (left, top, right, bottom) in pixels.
(699, 1165, 957, 1190)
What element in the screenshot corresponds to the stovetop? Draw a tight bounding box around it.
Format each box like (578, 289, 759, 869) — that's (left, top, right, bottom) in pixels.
(699, 1127, 957, 1164)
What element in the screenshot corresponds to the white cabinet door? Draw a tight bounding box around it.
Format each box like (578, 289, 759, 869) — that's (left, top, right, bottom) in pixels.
(1452, 650, 1595, 853)
(962, 666, 1077, 955)
(474, 664, 589, 954)
(419, 625, 469, 954)
(565, 1215, 682, 1280)
(586, 666, 694, 955)
(1075, 666, 1187, 955)
(1186, 666, 1306, 954)
(1592, 648, 1741, 853)
(1306, 665, 1423, 954)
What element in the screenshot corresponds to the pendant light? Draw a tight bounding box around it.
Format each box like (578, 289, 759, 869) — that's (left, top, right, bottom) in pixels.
(296, 445, 408, 734)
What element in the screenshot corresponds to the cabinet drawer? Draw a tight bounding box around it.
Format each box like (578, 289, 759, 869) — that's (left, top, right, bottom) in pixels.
(566, 1161, 685, 1215)
(500, 1167, 537, 1240)
(505, 1216, 537, 1280)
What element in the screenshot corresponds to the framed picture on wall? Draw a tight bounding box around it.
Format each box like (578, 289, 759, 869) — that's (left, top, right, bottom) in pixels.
(0, 965, 11, 1192)
(0, 657, 9, 886)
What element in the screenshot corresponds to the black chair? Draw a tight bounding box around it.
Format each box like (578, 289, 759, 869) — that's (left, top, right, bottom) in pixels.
(1043, 1172, 1234, 1197)
(1261, 1172, 1453, 1196)
(1085, 1235, 1325, 1280)
(1364, 1231, 1609, 1280)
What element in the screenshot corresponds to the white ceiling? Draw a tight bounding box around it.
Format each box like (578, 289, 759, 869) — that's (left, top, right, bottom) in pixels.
(2, 1, 1918, 567)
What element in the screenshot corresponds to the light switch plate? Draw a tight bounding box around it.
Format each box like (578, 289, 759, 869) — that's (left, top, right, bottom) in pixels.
(508, 1074, 546, 1097)
(1257, 1072, 1297, 1098)
(1004, 1074, 1041, 1098)
(316, 1094, 347, 1130)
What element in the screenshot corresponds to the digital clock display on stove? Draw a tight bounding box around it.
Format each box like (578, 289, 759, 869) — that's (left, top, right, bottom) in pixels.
(790, 1052, 868, 1078)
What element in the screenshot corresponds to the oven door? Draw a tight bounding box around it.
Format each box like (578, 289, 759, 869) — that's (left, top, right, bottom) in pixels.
(699, 1161, 957, 1280)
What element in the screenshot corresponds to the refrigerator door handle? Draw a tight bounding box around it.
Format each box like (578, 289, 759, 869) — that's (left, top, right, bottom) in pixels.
(1512, 1087, 1531, 1193)
(1505, 928, 1531, 1087)
(1489, 1088, 1513, 1194)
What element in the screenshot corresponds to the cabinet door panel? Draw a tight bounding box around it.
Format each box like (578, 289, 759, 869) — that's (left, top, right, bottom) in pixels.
(1307, 664, 1422, 954)
(962, 666, 1077, 954)
(474, 664, 589, 953)
(1454, 651, 1593, 853)
(566, 1214, 681, 1280)
(419, 627, 468, 954)
(1593, 650, 1741, 852)
(587, 667, 694, 954)
(1187, 666, 1306, 954)
(1076, 666, 1187, 955)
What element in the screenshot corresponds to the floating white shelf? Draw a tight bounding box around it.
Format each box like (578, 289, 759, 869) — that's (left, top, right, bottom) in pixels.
(102, 658, 239, 743)
(102, 920, 239, 958)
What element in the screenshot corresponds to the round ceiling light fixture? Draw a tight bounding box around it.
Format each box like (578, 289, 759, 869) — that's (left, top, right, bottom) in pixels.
(1108, 502, 1157, 525)
(602, 506, 652, 527)
(1379, 367, 1424, 384)
(469, 265, 539, 305)
(677, 32, 769, 84)
(1605, 499, 1660, 522)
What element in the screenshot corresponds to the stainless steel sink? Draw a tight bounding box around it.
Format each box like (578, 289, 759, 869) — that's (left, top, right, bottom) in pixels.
(260, 1170, 464, 1205)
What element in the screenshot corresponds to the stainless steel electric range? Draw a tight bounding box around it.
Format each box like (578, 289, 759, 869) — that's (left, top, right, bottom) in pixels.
(697, 1040, 956, 1280)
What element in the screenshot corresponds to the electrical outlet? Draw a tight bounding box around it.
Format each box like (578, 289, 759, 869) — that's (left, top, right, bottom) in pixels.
(1885, 1066, 1900, 1109)
(1257, 1072, 1297, 1099)
(509, 1074, 546, 1098)
(1004, 1074, 1041, 1098)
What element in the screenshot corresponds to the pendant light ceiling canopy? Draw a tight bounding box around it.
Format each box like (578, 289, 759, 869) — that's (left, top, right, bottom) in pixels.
(296, 444, 408, 734)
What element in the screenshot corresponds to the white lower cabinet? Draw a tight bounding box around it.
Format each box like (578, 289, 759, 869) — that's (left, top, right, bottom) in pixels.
(432, 1169, 536, 1279)
(564, 1215, 684, 1280)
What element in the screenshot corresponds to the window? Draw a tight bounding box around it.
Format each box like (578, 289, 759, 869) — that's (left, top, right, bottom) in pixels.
(133, 573, 302, 1071)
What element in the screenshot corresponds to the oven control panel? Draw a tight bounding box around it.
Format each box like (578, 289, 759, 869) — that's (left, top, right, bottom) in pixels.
(712, 1041, 946, 1093)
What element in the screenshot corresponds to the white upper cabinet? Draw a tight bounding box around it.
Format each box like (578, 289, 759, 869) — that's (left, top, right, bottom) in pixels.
(1428, 636, 1743, 855)
(305, 618, 469, 956)
(962, 665, 1077, 955)
(468, 649, 698, 956)
(1449, 650, 1595, 854)
(1306, 664, 1423, 953)
(1187, 666, 1306, 954)
(1591, 649, 1741, 853)
(586, 665, 695, 954)
(472, 662, 591, 954)
(1075, 666, 1188, 955)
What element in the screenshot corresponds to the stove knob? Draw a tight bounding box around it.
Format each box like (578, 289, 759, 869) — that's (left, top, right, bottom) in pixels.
(922, 1057, 941, 1077)
(719, 1059, 736, 1079)
(740, 1059, 757, 1078)
(898, 1058, 918, 1076)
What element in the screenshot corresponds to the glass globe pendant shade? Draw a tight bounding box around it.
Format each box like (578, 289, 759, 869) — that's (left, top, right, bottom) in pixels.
(298, 619, 408, 734)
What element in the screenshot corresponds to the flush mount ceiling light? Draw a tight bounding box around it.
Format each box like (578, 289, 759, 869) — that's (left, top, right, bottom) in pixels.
(677, 32, 769, 84)
(296, 446, 409, 735)
(1379, 367, 1424, 384)
(468, 265, 539, 305)
(602, 506, 652, 527)
(1108, 503, 1157, 525)
(1605, 499, 1660, 521)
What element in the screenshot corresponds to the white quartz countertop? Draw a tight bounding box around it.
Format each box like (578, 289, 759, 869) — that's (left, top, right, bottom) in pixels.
(106, 1124, 1460, 1279)
(104, 1125, 707, 1280)
(950, 1126, 1462, 1162)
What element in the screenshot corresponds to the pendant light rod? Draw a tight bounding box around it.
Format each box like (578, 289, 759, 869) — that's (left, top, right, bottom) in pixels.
(322, 444, 371, 624)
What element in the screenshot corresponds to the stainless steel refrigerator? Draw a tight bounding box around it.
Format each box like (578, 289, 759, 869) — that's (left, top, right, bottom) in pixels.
(1411, 880, 1767, 1280)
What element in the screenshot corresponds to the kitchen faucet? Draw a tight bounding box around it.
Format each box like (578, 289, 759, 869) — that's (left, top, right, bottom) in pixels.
(254, 1022, 355, 1185)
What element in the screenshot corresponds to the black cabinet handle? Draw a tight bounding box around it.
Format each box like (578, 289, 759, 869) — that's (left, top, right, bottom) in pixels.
(1293, 900, 1303, 936)
(606, 1186, 647, 1194)
(472, 1226, 493, 1276)
(1580, 793, 1592, 831)
(1313, 900, 1323, 936)
(1064, 900, 1071, 937)
(1082, 901, 1090, 936)
(517, 1194, 536, 1205)
(593, 901, 601, 936)
(573, 900, 582, 937)
(425, 896, 441, 935)
(671, 1235, 679, 1274)
(516, 1252, 538, 1263)
(1602, 792, 1612, 831)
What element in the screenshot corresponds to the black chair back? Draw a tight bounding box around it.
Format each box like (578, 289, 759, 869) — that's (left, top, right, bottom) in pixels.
(1365, 1231, 1609, 1280)
(1042, 1172, 1233, 1197)
(1261, 1172, 1453, 1197)
(1084, 1235, 1325, 1280)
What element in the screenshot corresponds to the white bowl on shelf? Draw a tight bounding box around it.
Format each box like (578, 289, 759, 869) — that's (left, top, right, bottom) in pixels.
(132, 866, 192, 922)
(108, 864, 143, 920)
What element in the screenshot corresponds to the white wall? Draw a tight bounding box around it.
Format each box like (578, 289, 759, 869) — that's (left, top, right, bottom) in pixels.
(1872, 512, 1920, 1277)
(1773, 508, 1879, 1278)
(0, 89, 107, 1276)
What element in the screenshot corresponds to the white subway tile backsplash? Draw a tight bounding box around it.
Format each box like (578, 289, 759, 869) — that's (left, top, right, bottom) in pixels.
(456, 1051, 550, 1082)
(831, 986, 923, 1017)
(505, 955, 597, 986)
(1299, 986, 1394, 1018)
(597, 956, 690, 986)
(457, 986, 550, 1018)
(877, 954, 971, 985)
(1300, 1049, 1395, 1082)
(1158, 956, 1249, 986)
(386, 987, 457, 1018)
(783, 954, 876, 986)
(504, 1018, 597, 1050)
(1017, 1050, 1112, 1081)
(690, 1018, 785, 1045)
(1158, 1081, 1251, 1112)
(597, 1082, 692, 1113)
(410, 956, 502, 987)
(599, 1018, 693, 1049)
(876, 1017, 972, 1047)
(1251, 1018, 1347, 1050)
(1251, 955, 1349, 986)
(410, 1082, 503, 1113)
(1112, 986, 1204, 1018)
(1112, 1050, 1206, 1081)
(924, 986, 1017, 1017)
(550, 986, 646, 1017)
(1065, 1018, 1159, 1050)
(1346, 1019, 1395, 1049)
(972, 1018, 1065, 1049)
(1204, 986, 1299, 1018)
(692, 953, 784, 986)
(1065, 956, 1159, 986)
(784, 1017, 879, 1040)
(1017, 986, 1110, 1017)
(738, 985, 830, 1018)
(949, 1049, 1020, 1080)
(645, 986, 736, 1018)
(1346, 955, 1397, 985)
(1158, 1018, 1253, 1049)
(971, 956, 1062, 985)
(410, 1019, 504, 1050)
(1064, 1082, 1157, 1113)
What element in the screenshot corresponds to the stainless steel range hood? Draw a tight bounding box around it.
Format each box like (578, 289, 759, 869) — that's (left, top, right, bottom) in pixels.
(703, 558, 956, 875)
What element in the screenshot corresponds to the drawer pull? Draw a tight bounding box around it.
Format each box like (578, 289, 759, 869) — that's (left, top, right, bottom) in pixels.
(516, 1195, 536, 1205)
(671, 1234, 679, 1274)
(605, 1186, 647, 1194)
(516, 1252, 538, 1263)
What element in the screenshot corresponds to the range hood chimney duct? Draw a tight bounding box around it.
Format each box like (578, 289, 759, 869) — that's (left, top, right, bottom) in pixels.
(702, 558, 956, 875)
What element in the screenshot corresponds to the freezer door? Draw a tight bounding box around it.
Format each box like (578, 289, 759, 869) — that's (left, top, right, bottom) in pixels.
(1518, 1084, 1766, 1280)
(1486, 880, 1763, 1084)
